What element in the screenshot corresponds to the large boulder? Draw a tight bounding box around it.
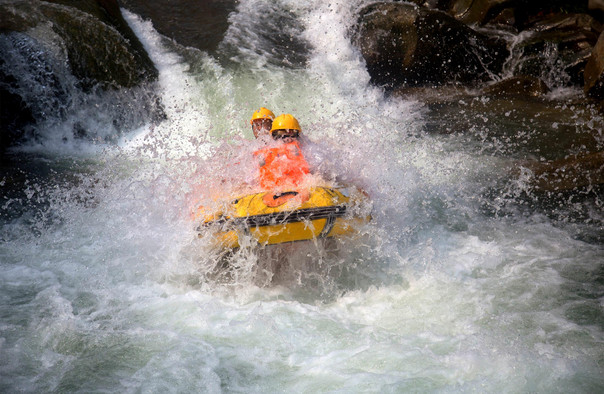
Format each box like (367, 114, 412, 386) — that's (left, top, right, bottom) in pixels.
(584, 30, 604, 99)
(0, 0, 160, 150)
(0, 0, 157, 94)
(1, 0, 158, 89)
(353, 2, 509, 89)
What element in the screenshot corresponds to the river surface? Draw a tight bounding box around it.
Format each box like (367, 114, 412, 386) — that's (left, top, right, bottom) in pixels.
(1, 1, 603, 392)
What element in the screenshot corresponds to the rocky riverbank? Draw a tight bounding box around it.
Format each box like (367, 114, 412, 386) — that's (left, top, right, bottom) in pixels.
(353, 1, 604, 103)
(352, 1, 604, 193)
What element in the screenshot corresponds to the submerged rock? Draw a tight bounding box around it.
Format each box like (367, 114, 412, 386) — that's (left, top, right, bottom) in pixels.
(520, 152, 604, 192)
(353, 2, 508, 89)
(482, 75, 550, 97)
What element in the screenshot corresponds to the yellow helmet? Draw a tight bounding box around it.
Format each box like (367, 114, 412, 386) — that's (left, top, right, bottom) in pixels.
(270, 114, 301, 132)
(250, 107, 275, 124)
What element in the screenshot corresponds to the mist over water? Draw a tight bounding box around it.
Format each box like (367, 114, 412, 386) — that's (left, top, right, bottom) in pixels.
(1, 1, 603, 392)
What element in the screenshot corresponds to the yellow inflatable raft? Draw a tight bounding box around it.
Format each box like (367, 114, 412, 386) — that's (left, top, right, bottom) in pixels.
(196, 186, 370, 248)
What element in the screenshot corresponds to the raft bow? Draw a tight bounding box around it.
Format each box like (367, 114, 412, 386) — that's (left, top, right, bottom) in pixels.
(195, 186, 370, 248)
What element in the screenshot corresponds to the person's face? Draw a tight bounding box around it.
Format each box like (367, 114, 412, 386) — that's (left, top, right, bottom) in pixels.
(252, 118, 272, 138)
(272, 129, 299, 143)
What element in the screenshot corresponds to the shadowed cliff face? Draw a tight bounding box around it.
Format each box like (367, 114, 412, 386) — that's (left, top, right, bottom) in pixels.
(119, 0, 310, 69)
(119, 0, 237, 54)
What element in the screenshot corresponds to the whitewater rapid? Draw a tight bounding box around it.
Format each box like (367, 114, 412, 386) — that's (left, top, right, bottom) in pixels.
(1, 1, 602, 392)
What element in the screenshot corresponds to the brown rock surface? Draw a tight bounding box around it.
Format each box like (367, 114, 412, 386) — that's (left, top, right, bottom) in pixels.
(584, 31, 604, 99)
(354, 2, 508, 88)
(448, 0, 514, 25)
(519, 152, 604, 192)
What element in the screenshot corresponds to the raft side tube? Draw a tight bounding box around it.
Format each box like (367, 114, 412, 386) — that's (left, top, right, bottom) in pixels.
(197, 205, 347, 231)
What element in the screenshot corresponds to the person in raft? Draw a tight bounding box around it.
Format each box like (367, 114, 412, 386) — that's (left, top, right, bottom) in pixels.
(253, 113, 311, 192)
(250, 107, 274, 140)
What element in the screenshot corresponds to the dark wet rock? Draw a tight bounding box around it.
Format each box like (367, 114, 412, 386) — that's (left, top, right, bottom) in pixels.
(447, 0, 515, 25)
(353, 2, 509, 89)
(0, 0, 157, 90)
(526, 12, 602, 34)
(590, 0, 604, 23)
(119, 0, 310, 69)
(405, 90, 602, 162)
(0, 30, 71, 150)
(518, 152, 604, 192)
(391, 85, 469, 104)
(0, 0, 158, 94)
(482, 75, 550, 97)
(0, 77, 34, 151)
(487, 7, 517, 29)
(0, 0, 162, 149)
(422, 0, 592, 27)
(217, 2, 311, 69)
(584, 31, 604, 99)
(403, 0, 450, 9)
(513, 1, 594, 29)
(46, 0, 157, 88)
(119, 0, 237, 55)
(511, 13, 602, 86)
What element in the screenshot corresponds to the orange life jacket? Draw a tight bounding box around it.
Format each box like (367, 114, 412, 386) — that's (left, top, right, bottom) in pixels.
(253, 140, 310, 190)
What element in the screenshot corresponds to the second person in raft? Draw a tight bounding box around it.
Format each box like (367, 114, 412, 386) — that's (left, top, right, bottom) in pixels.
(253, 113, 311, 192)
(250, 107, 274, 140)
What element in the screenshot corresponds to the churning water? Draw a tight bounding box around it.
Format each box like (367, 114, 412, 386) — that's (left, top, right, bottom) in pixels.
(1, 0, 603, 392)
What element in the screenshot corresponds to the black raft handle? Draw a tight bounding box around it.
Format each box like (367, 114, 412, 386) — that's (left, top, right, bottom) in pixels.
(273, 191, 298, 200)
